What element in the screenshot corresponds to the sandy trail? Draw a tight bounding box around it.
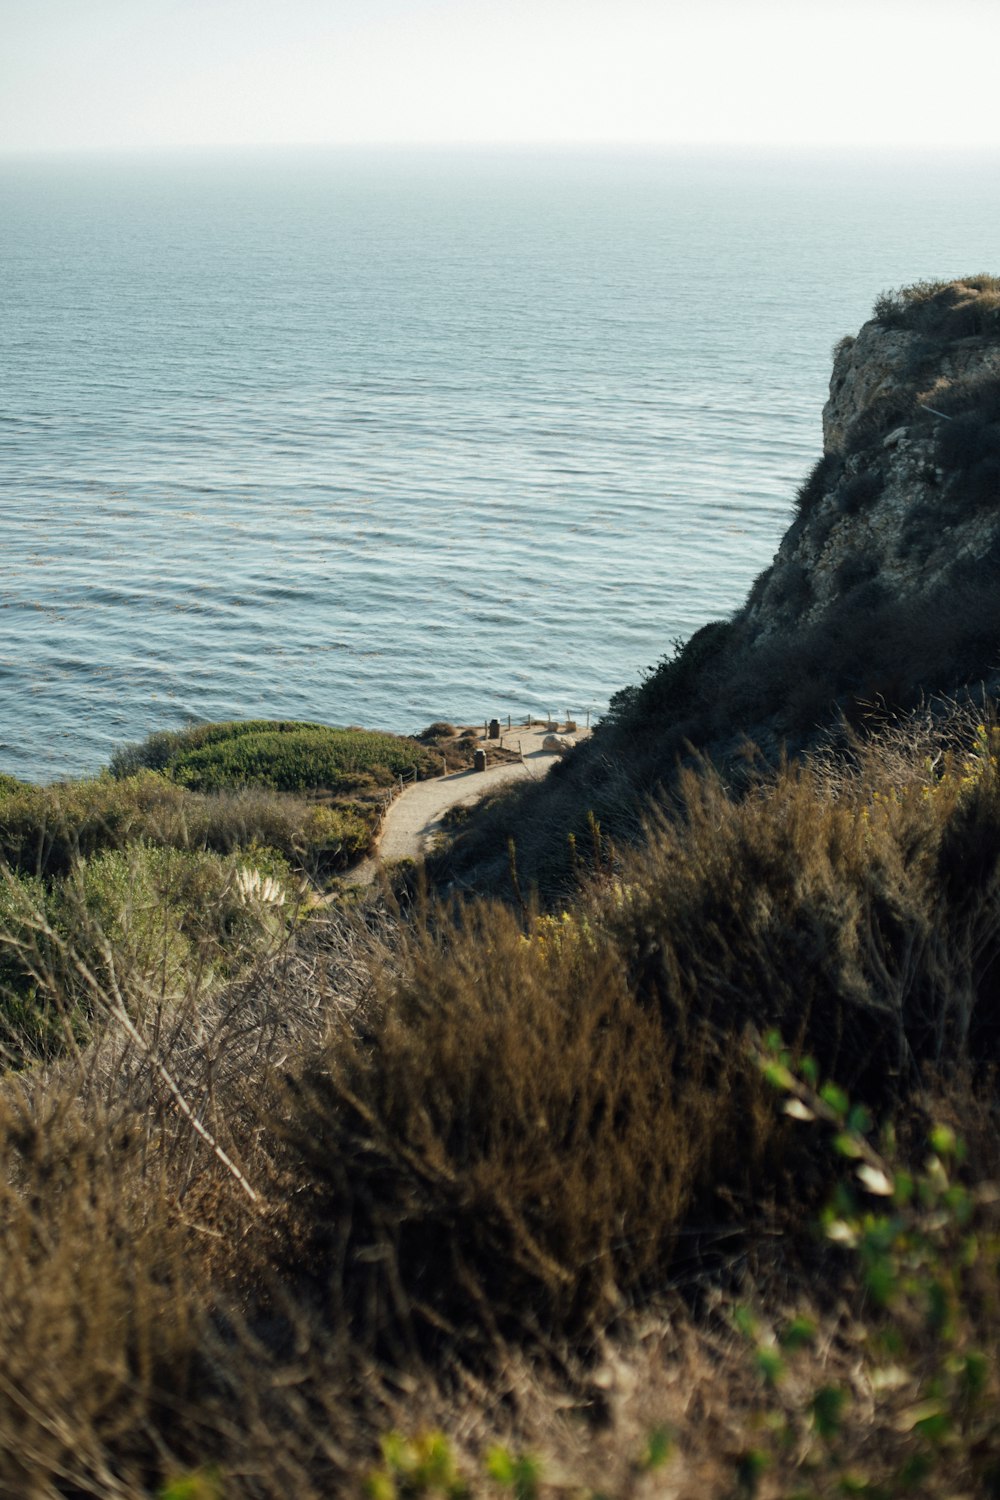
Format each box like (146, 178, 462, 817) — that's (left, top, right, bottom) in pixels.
(353, 724, 589, 881)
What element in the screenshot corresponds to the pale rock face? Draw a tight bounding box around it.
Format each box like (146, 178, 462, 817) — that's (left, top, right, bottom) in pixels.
(823, 321, 1000, 456)
(822, 324, 924, 455)
(744, 312, 1000, 643)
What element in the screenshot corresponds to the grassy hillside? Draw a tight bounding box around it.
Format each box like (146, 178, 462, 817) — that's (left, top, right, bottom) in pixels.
(0, 701, 998, 1494)
(110, 718, 439, 792)
(0, 720, 441, 1062)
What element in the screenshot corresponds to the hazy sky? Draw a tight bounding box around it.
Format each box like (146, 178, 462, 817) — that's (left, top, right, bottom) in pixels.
(2, 0, 999, 154)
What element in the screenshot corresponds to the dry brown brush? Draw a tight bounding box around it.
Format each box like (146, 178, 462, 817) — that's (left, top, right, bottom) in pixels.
(279, 897, 771, 1365)
(0, 710, 998, 1491)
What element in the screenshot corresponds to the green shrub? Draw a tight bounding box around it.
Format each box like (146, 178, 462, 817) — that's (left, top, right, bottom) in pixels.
(927, 374, 1000, 513)
(731, 1040, 1000, 1496)
(0, 772, 186, 878)
(836, 466, 884, 514)
(873, 275, 1000, 339)
(795, 452, 842, 517)
(0, 772, 374, 879)
(606, 619, 737, 730)
(109, 719, 320, 777)
(613, 716, 1000, 1090)
(71, 844, 294, 1001)
(0, 870, 76, 1062)
(766, 558, 812, 613)
(0, 843, 300, 1065)
(111, 720, 436, 793)
(833, 552, 879, 593)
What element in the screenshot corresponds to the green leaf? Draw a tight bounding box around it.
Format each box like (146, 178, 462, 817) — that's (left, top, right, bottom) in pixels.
(512, 1456, 542, 1500)
(485, 1448, 516, 1484)
(763, 1061, 795, 1091)
(755, 1347, 785, 1387)
(811, 1385, 847, 1439)
(158, 1474, 223, 1500)
(638, 1426, 674, 1471)
(732, 1305, 758, 1340)
(896, 1400, 950, 1442)
(863, 1257, 897, 1307)
(892, 1170, 914, 1207)
(929, 1124, 957, 1158)
(943, 1184, 973, 1225)
(779, 1316, 817, 1351)
(915, 1409, 952, 1443)
(379, 1432, 408, 1471)
(364, 1476, 397, 1500)
(735, 1448, 769, 1495)
(961, 1350, 989, 1401)
(820, 1083, 850, 1118)
(484, 1448, 541, 1500)
(925, 1279, 951, 1336)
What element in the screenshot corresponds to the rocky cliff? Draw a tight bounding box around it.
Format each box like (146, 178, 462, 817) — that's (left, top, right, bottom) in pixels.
(443, 277, 1000, 888)
(745, 276, 1000, 643)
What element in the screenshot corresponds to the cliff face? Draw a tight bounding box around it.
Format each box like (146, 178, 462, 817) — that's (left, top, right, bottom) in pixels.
(444, 279, 1000, 891)
(744, 278, 1000, 644)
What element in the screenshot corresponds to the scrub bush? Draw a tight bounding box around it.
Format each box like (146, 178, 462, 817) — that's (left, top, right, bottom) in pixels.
(931, 374, 1000, 513)
(795, 452, 842, 517)
(0, 772, 372, 879)
(836, 466, 884, 514)
(873, 275, 1000, 338)
(112, 720, 436, 793)
(2, 708, 1000, 1491)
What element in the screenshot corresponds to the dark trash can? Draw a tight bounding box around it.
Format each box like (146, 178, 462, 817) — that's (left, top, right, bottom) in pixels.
(488, 718, 501, 740)
(474, 748, 487, 772)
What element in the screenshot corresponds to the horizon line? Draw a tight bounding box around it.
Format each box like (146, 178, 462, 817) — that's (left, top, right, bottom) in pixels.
(4, 138, 1000, 162)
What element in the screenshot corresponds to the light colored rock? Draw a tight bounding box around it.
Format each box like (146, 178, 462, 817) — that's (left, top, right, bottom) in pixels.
(822, 320, 1000, 456)
(542, 734, 573, 753)
(823, 324, 923, 454)
(746, 299, 1000, 644)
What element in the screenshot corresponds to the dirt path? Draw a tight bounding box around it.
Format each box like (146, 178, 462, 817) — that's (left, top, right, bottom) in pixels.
(353, 724, 589, 882)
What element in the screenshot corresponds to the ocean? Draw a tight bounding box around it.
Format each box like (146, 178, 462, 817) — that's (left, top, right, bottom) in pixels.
(2, 145, 999, 780)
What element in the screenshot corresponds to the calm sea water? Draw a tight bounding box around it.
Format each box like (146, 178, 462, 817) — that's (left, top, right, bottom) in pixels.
(2, 146, 999, 779)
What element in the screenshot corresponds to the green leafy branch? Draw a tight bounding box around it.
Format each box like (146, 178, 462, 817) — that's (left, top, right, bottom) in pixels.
(734, 1033, 1000, 1496)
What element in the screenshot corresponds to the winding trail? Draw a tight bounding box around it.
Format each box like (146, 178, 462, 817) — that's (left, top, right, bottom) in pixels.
(353, 724, 590, 882)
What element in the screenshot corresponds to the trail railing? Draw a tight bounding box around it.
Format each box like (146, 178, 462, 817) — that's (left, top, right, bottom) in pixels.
(372, 764, 422, 837)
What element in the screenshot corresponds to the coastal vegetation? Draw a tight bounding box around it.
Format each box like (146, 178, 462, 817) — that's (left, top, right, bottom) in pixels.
(872, 273, 1000, 338)
(1, 282, 999, 1493)
(109, 719, 439, 792)
(0, 720, 442, 888)
(0, 699, 998, 1493)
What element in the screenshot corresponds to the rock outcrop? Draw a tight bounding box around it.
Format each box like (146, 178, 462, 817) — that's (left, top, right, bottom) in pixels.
(744, 278, 1000, 644)
(443, 278, 1000, 889)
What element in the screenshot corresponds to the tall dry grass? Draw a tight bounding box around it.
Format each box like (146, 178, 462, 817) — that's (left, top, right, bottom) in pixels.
(280, 897, 772, 1365)
(0, 707, 997, 1491)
